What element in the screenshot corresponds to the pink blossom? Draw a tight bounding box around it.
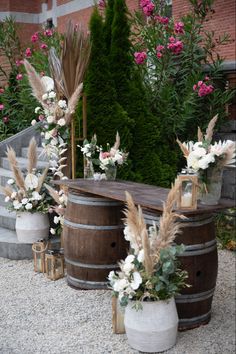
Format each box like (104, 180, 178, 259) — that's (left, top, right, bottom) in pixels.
(167, 38, 184, 54)
(205, 76, 210, 81)
(25, 47, 32, 57)
(155, 15, 169, 25)
(0, 88, 4, 94)
(156, 45, 164, 52)
(198, 81, 203, 87)
(198, 83, 214, 97)
(101, 152, 111, 159)
(31, 32, 39, 42)
(157, 52, 162, 58)
(15, 59, 24, 67)
(98, 0, 106, 8)
(40, 43, 48, 50)
(44, 29, 53, 37)
(140, 0, 150, 7)
(2, 116, 9, 124)
(38, 115, 45, 121)
(174, 22, 184, 34)
(143, 2, 155, 16)
(134, 51, 147, 65)
(193, 84, 197, 91)
(0, 104, 4, 110)
(16, 73, 23, 80)
(169, 36, 176, 43)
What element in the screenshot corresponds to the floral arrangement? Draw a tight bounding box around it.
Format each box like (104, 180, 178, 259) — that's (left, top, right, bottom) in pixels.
(99, 132, 128, 171)
(109, 185, 188, 308)
(78, 134, 99, 161)
(2, 138, 50, 213)
(177, 115, 236, 175)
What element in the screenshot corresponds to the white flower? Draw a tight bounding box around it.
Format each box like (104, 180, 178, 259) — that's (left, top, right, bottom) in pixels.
(48, 91, 56, 99)
(47, 115, 55, 124)
(50, 228, 56, 235)
(59, 196, 66, 204)
(7, 179, 14, 185)
(123, 262, 134, 275)
(41, 76, 54, 92)
(187, 151, 200, 171)
(93, 173, 101, 181)
(25, 174, 39, 190)
(31, 119, 37, 126)
(11, 192, 17, 199)
(108, 271, 115, 283)
(45, 132, 52, 140)
(13, 200, 22, 210)
(42, 93, 48, 101)
(192, 146, 207, 158)
(125, 254, 135, 263)
(100, 173, 106, 180)
(4, 196, 10, 202)
(25, 203, 33, 210)
(35, 107, 41, 114)
(113, 278, 129, 292)
(51, 137, 58, 146)
(137, 249, 144, 263)
(32, 191, 42, 200)
(198, 153, 215, 170)
(57, 118, 66, 126)
(54, 216, 60, 224)
(21, 198, 29, 205)
(41, 132, 45, 136)
(58, 100, 67, 109)
(131, 272, 142, 290)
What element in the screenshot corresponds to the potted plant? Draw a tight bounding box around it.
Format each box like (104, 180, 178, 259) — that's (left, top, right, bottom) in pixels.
(108, 184, 188, 353)
(2, 138, 50, 243)
(177, 115, 236, 205)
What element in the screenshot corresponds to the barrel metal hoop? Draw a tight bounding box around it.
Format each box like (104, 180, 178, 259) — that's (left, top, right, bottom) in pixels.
(179, 242, 217, 256)
(175, 288, 215, 303)
(64, 219, 124, 230)
(68, 194, 122, 206)
(65, 257, 119, 270)
(178, 310, 211, 326)
(67, 274, 108, 289)
(180, 216, 214, 228)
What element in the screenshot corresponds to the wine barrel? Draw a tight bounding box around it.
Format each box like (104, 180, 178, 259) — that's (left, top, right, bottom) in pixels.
(143, 211, 218, 331)
(63, 189, 128, 289)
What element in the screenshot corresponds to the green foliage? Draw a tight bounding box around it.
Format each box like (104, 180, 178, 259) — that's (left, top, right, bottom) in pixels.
(85, 7, 134, 179)
(215, 209, 236, 251)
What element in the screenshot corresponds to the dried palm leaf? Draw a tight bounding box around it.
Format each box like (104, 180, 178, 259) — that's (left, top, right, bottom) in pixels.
(113, 131, 120, 151)
(35, 167, 49, 192)
(197, 127, 203, 142)
(124, 191, 143, 251)
(48, 48, 66, 98)
(65, 82, 83, 124)
(205, 114, 218, 142)
(27, 137, 37, 173)
(176, 138, 190, 157)
(1, 185, 13, 198)
(44, 183, 61, 204)
(24, 59, 47, 106)
(6, 146, 25, 191)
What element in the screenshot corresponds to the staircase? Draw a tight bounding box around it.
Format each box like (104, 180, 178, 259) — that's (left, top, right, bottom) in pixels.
(0, 125, 59, 259)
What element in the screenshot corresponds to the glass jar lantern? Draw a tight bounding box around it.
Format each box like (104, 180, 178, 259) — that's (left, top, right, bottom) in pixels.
(176, 169, 198, 210)
(32, 240, 47, 273)
(45, 250, 65, 281)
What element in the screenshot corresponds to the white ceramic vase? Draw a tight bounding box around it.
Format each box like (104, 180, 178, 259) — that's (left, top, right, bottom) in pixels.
(15, 212, 49, 244)
(124, 297, 178, 353)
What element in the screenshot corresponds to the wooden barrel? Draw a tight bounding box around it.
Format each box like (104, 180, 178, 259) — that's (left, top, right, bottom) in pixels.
(63, 189, 128, 289)
(143, 211, 218, 331)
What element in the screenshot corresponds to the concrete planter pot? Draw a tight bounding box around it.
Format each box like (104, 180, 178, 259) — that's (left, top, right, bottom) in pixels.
(16, 212, 49, 244)
(124, 297, 178, 353)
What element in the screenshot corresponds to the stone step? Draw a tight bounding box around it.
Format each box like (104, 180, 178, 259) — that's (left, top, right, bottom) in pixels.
(0, 192, 7, 207)
(21, 147, 48, 161)
(1, 157, 49, 171)
(0, 167, 13, 187)
(0, 227, 61, 260)
(0, 205, 16, 230)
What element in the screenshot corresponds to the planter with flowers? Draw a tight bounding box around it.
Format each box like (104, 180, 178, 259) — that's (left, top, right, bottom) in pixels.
(177, 115, 236, 205)
(2, 138, 50, 243)
(109, 185, 188, 353)
(99, 132, 128, 180)
(79, 134, 100, 179)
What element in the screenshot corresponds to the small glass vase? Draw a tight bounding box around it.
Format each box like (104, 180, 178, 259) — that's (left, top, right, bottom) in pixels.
(199, 167, 223, 205)
(105, 165, 117, 180)
(84, 159, 94, 179)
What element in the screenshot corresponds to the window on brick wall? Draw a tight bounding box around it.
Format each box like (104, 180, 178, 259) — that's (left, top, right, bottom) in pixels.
(46, 18, 54, 29)
(166, 0, 172, 18)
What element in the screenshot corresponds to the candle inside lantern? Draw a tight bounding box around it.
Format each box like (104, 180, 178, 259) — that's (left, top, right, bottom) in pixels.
(181, 192, 192, 207)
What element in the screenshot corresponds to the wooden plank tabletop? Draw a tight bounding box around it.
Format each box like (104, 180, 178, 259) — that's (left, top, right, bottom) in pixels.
(55, 179, 235, 215)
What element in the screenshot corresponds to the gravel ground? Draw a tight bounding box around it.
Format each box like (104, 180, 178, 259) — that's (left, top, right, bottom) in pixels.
(0, 249, 235, 354)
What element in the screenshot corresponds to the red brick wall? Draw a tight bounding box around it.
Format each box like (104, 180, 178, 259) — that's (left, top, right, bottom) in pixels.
(173, 0, 235, 61)
(8, 0, 41, 13)
(57, 8, 94, 33)
(0, 1, 10, 11)
(17, 23, 41, 46)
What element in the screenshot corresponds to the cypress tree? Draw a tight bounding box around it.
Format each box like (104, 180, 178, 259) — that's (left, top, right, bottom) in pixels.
(104, 0, 115, 54)
(85, 7, 134, 178)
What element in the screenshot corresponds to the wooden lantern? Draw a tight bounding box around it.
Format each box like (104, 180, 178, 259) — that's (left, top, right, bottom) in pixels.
(32, 240, 47, 273)
(112, 296, 125, 334)
(176, 170, 198, 210)
(45, 250, 65, 281)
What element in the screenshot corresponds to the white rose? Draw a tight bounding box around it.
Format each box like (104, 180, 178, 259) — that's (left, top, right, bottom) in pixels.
(35, 107, 41, 114)
(42, 93, 48, 101)
(31, 119, 37, 126)
(108, 270, 115, 283)
(21, 198, 29, 205)
(192, 146, 206, 158)
(113, 278, 129, 292)
(198, 153, 215, 170)
(54, 216, 60, 224)
(47, 115, 55, 124)
(50, 228, 56, 235)
(123, 262, 134, 275)
(48, 91, 56, 99)
(131, 272, 142, 290)
(125, 254, 135, 263)
(57, 118, 66, 126)
(45, 132, 52, 140)
(25, 203, 33, 210)
(4, 196, 10, 202)
(13, 200, 22, 210)
(58, 100, 67, 109)
(137, 249, 144, 263)
(32, 191, 42, 200)
(25, 174, 39, 190)
(187, 151, 200, 171)
(7, 179, 15, 185)
(41, 76, 54, 92)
